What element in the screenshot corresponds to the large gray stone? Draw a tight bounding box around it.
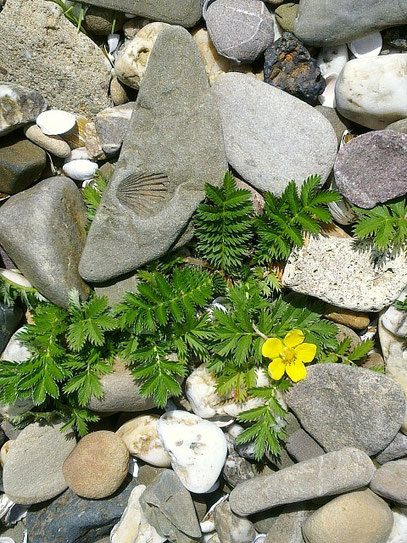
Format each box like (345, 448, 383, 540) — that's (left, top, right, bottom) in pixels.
(0, 83, 47, 136)
(0, 303, 22, 355)
(229, 447, 375, 516)
(293, 0, 407, 46)
(376, 433, 407, 465)
(285, 364, 406, 456)
(264, 502, 316, 543)
(3, 422, 76, 505)
(211, 73, 337, 195)
(84, 0, 202, 27)
(370, 459, 407, 505)
(0, 177, 89, 307)
(94, 272, 139, 307)
(79, 26, 226, 282)
(0, 0, 111, 118)
(282, 236, 407, 312)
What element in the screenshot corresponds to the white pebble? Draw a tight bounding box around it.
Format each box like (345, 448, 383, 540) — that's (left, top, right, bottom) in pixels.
(107, 33, 120, 54)
(317, 45, 348, 78)
(348, 31, 382, 58)
(318, 75, 337, 108)
(65, 147, 91, 163)
(62, 159, 98, 181)
(36, 110, 76, 136)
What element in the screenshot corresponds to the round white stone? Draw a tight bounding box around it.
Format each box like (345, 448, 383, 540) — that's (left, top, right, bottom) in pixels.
(36, 109, 76, 136)
(62, 159, 98, 181)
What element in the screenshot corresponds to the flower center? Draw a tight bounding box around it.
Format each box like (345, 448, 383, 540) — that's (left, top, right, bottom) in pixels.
(280, 346, 295, 363)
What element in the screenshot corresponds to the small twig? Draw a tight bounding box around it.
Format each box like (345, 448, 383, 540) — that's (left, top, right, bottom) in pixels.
(252, 323, 268, 341)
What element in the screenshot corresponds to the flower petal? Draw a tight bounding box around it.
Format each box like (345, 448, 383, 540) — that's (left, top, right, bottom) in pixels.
(295, 343, 317, 363)
(283, 329, 305, 348)
(286, 361, 307, 382)
(262, 338, 283, 359)
(268, 358, 286, 381)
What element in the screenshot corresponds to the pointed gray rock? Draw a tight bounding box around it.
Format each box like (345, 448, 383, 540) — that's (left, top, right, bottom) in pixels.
(0, 177, 89, 307)
(84, 0, 202, 27)
(79, 26, 227, 282)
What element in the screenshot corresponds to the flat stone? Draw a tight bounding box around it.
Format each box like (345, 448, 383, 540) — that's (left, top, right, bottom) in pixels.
(95, 103, 134, 156)
(0, 0, 111, 118)
(24, 123, 71, 159)
(293, 0, 407, 46)
(79, 26, 226, 282)
(387, 119, 407, 135)
(334, 131, 407, 208)
(211, 73, 337, 195)
(0, 83, 47, 136)
(324, 305, 370, 330)
(84, 0, 202, 27)
(370, 459, 407, 505)
(0, 303, 22, 355)
(214, 499, 256, 543)
(283, 236, 407, 312)
(0, 177, 89, 307)
(3, 422, 76, 505)
(206, 0, 274, 63)
(335, 55, 407, 130)
(26, 476, 137, 543)
(285, 429, 324, 463)
(264, 502, 316, 543)
(285, 364, 406, 456)
(140, 469, 201, 543)
(264, 32, 325, 104)
(376, 433, 407, 464)
(229, 447, 375, 516)
(302, 489, 393, 543)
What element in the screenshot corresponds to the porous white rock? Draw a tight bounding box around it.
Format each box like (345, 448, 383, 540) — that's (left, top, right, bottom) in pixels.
(348, 32, 382, 58)
(335, 55, 407, 129)
(62, 159, 98, 181)
(116, 415, 171, 467)
(36, 109, 76, 136)
(115, 22, 169, 89)
(157, 410, 228, 493)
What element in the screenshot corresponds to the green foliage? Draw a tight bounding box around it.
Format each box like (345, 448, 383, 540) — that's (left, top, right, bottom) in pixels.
(195, 172, 254, 274)
(320, 338, 374, 365)
(395, 298, 407, 312)
(353, 198, 407, 252)
(256, 175, 341, 262)
(0, 273, 44, 310)
(50, 0, 87, 34)
(82, 170, 110, 229)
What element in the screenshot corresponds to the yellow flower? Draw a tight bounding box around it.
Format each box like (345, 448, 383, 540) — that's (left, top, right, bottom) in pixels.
(262, 329, 316, 383)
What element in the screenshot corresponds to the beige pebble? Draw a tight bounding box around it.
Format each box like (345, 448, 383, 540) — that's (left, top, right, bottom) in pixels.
(110, 76, 129, 106)
(0, 440, 14, 468)
(24, 123, 71, 158)
(324, 305, 370, 330)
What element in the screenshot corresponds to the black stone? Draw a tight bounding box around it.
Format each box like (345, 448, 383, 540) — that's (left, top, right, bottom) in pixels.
(264, 32, 326, 105)
(0, 302, 22, 354)
(382, 26, 407, 51)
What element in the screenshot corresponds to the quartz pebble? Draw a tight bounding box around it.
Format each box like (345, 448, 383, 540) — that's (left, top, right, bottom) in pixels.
(36, 110, 76, 136)
(24, 123, 71, 158)
(62, 159, 98, 181)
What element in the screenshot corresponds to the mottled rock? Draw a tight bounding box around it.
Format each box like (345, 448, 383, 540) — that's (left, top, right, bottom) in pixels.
(26, 476, 137, 543)
(214, 499, 256, 543)
(206, 0, 274, 63)
(84, 6, 125, 35)
(376, 433, 407, 464)
(24, 123, 71, 159)
(84, 0, 201, 27)
(0, 83, 47, 136)
(140, 469, 201, 543)
(0, 0, 111, 118)
(303, 489, 393, 543)
(275, 3, 298, 33)
(0, 303, 22, 355)
(229, 447, 375, 516)
(264, 32, 325, 104)
(370, 459, 407, 505)
(283, 236, 407, 312)
(223, 435, 257, 488)
(286, 364, 406, 455)
(95, 102, 134, 156)
(0, 177, 89, 307)
(293, 0, 407, 46)
(285, 429, 324, 463)
(80, 26, 226, 282)
(212, 73, 337, 194)
(335, 55, 407, 130)
(334, 131, 407, 208)
(0, 133, 46, 194)
(264, 502, 315, 543)
(3, 422, 76, 504)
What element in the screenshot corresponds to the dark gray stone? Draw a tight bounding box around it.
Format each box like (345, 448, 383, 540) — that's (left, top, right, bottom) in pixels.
(140, 469, 201, 543)
(206, 0, 274, 63)
(370, 459, 407, 505)
(0, 177, 89, 307)
(229, 447, 374, 516)
(376, 433, 407, 464)
(84, 0, 202, 27)
(94, 271, 139, 307)
(293, 0, 407, 46)
(79, 26, 226, 282)
(0, 303, 22, 354)
(0, 133, 46, 194)
(264, 32, 325, 105)
(286, 364, 406, 456)
(0, 83, 47, 136)
(223, 449, 257, 489)
(26, 476, 137, 543)
(264, 502, 316, 543)
(214, 499, 256, 543)
(286, 429, 324, 463)
(382, 26, 407, 51)
(84, 6, 125, 35)
(334, 130, 407, 208)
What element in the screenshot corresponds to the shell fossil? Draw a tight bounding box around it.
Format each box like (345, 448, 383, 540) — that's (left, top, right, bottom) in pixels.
(116, 172, 174, 217)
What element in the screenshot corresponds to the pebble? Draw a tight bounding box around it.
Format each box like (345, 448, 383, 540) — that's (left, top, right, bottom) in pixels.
(212, 72, 337, 195)
(335, 323, 361, 350)
(334, 130, 407, 208)
(381, 289, 407, 338)
(0, 440, 13, 468)
(62, 159, 98, 182)
(387, 118, 407, 135)
(302, 489, 394, 543)
(285, 428, 324, 463)
(115, 22, 169, 89)
(36, 109, 76, 136)
(317, 45, 349, 79)
(214, 499, 256, 543)
(3, 422, 76, 505)
(387, 510, 407, 543)
(116, 415, 171, 467)
(229, 447, 375, 516)
(274, 3, 298, 33)
(94, 271, 139, 307)
(335, 55, 407, 129)
(157, 410, 228, 493)
(206, 0, 274, 63)
(264, 502, 316, 543)
(24, 123, 71, 159)
(63, 431, 129, 499)
(110, 76, 130, 106)
(382, 26, 407, 52)
(370, 459, 407, 505)
(83, 121, 106, 161)
(95, 102, 134, 156)
(192, 28, 234, 84)
(286, 363, 406, 456)
(0, 133, 46, 195)
(123, 17, 151, 39)
(324, 305, 370, 330)
(348, 31, 383, 58)
(0, 83, 47, 136)
(84, 6, 125, 35)
(283, 235, 407, 312)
